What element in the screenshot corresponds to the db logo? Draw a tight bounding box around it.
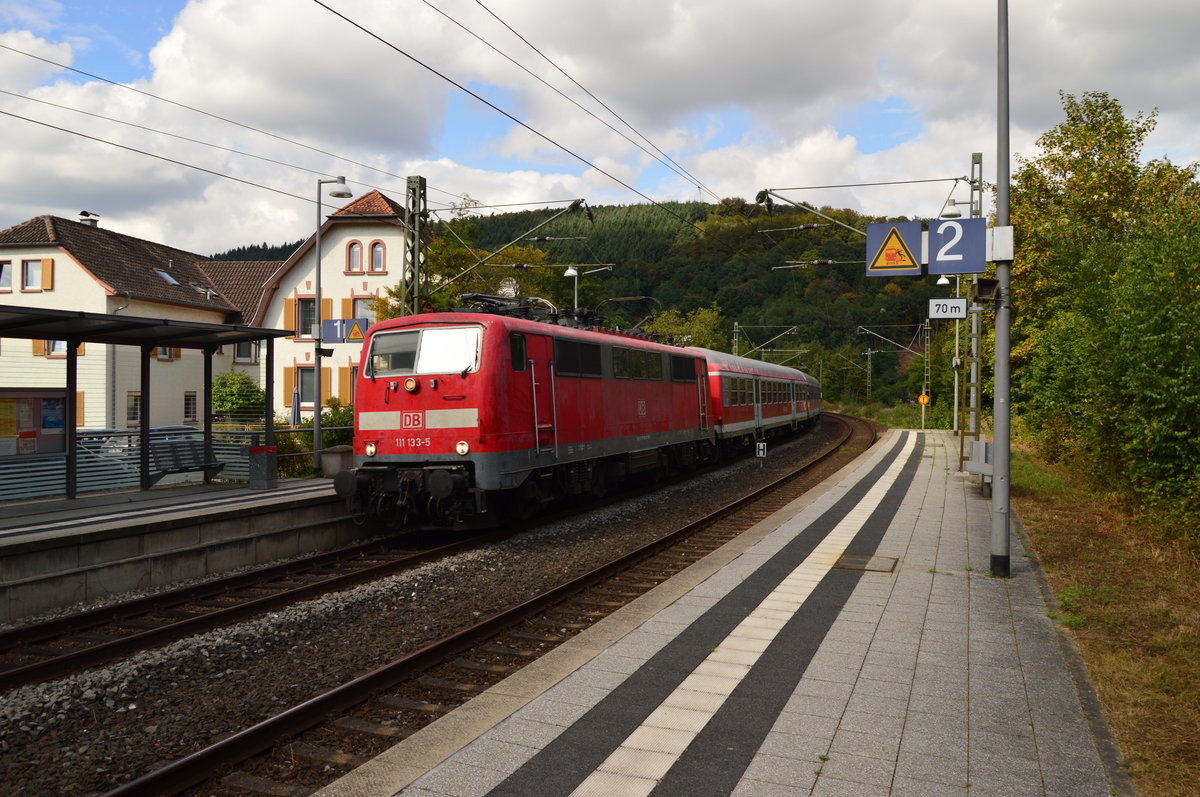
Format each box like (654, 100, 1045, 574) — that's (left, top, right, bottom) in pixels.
(637, 400, 647, 417)
(402, 411, 424, 429)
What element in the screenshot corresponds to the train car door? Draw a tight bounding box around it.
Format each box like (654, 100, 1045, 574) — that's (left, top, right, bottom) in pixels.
(524, 333, 557, 454)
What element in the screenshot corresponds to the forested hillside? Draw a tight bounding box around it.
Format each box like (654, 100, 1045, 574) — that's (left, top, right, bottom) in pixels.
(465, 200, 938, 405)
(210, 239, 304, 261)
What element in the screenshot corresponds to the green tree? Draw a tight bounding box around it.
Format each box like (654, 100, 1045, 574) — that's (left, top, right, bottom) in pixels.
(644, 305, 729, 350)
(211, 372, 266, 425)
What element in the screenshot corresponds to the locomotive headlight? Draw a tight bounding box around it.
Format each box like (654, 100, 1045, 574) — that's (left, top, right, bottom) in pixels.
(403, 377, 419, 393)
(455, 440, 470, 456)
(364, 442, 377, 457)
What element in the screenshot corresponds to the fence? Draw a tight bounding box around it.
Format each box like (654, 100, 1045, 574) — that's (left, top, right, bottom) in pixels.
(0, 426, 352, 502)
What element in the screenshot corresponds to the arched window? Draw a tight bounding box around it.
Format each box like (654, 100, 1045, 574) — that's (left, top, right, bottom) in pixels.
(370, 241, 385, 272)
(347, 241, 362, 272)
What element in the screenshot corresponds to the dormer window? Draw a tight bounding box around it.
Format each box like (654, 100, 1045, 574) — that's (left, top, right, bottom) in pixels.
(155, 268, 180, 286)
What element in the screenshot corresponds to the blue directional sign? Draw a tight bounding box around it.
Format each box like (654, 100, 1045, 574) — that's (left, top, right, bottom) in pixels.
(866, 222, 922, 277)
(928, 217, 986, 274)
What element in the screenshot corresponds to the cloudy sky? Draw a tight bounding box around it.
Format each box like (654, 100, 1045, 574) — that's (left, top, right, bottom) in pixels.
(1, 0, 1197, 255)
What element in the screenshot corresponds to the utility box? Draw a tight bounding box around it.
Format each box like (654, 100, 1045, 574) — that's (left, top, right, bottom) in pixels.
(247, 445, 278, 490)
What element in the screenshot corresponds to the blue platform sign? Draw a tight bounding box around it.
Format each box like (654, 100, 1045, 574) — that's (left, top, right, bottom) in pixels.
(866, 222, 922, 277)
(928, 217, 986, 274)
(321, 318, 371, 344)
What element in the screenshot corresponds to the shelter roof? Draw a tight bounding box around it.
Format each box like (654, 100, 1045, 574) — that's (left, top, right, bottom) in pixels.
(0, 304, 292, 349)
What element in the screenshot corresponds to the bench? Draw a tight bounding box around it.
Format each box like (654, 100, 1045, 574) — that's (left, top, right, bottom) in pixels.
(148, 439, 225, 483)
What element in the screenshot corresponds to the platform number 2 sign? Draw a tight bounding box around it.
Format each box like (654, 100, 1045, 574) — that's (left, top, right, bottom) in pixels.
(928, 217, 986, 275)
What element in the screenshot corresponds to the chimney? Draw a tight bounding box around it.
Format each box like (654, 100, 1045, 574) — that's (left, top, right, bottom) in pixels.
(78, 211, 100, 227)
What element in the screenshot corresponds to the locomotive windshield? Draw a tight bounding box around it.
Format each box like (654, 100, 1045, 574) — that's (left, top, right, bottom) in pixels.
(368, 326, 481, 376)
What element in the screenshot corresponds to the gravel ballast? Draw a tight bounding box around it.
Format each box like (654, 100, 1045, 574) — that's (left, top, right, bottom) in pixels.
(0, 425, 854, 795)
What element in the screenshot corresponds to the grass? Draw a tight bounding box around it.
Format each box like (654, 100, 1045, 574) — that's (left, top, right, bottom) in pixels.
(1011, 444, 1200, 795)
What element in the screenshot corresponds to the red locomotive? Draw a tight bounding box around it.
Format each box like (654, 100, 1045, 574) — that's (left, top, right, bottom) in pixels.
(334, 300, 820, 528)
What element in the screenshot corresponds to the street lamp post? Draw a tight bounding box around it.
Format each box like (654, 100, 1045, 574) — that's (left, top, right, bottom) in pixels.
(313, 176, 353, 476)
(559, 265, 613, 309)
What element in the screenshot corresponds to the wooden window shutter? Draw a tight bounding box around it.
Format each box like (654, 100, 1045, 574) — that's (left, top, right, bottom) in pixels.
(32, 339, 45, 356)
(283, 298, 296, 335)
(321, 366, 332, 403)
(338, 366, 351, 401)
(41, 258, 54, 290)
(282, 367, 295, 407)
(76, 391, 85, 425)
(320, 297, 333, 323)
(76, 342, 86, 355)
(171, 347, 181, 360)
(341, 298, 353, 319)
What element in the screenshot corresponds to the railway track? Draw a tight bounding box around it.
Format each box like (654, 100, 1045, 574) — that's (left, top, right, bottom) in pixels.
(0, 533, 504, 692)
(102, 413, 874, 797)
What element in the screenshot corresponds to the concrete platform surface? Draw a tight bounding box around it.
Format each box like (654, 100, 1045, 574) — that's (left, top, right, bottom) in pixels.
(316, 429, 1132, 797)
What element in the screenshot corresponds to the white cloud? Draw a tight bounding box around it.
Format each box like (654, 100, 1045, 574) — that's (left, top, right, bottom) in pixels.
(0, 0, 1196, 254)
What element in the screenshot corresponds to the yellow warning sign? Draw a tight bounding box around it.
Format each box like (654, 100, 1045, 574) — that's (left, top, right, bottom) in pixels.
(345, 320, 366, 342)
(868, 226, 919, 272)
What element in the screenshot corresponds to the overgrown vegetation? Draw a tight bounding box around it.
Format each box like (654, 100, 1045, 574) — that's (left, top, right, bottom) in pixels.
(1012, 446, 1199, 795)
(1010, 91, 1200, 545)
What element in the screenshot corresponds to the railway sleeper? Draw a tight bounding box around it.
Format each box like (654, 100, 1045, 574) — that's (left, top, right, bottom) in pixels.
(287, 741, 370, 768)
(505, 629, 565, 644)
(220, 771, 309, 797)
(481, 643, 539, 658)
(529, 616, 589, 630)
(333, 716, 410, 738)
(376, 695, 451, 714)
(452, 657, 519, 675)
(418, 675, 487, 693)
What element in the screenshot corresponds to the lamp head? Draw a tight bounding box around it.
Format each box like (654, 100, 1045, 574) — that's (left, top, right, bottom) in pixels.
(940, 198, 962, 219)
(326, 176, 353, 199)
(936, 275, 951, 286)
(563, 267, 578, 278)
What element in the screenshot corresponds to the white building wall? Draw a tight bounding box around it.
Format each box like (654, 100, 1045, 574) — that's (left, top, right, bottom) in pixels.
(1, 248, 239, 430)
(264, 221, 401, 418)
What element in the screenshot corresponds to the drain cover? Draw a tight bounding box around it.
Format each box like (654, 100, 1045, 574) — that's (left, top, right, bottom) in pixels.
(834, 553, 898, 572)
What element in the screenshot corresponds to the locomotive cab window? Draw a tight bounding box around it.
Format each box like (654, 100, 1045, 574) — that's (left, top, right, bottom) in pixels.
(369, 326, 481, 377)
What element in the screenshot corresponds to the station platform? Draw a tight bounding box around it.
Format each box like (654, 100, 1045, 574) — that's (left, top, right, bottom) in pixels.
(316, 429, 1132, 797)
(0, 479, 336, 542)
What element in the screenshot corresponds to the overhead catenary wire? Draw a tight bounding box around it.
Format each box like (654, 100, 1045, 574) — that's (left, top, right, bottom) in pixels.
(0, 47, 584, 217)
(456, 0, 720, 201)
(309, 0, 712, 240)
(0, 42, 464, 207)
(0, 109, 313, 204)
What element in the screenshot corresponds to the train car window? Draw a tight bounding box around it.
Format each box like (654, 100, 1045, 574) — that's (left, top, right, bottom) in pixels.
(370, 326, 481, 376)
(670, 355, 697, 382)
(554, 339, 602, 377)
(510, 333, 527, 372)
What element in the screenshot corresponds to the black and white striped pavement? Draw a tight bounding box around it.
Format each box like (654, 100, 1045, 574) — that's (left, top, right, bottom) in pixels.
(317, 429, 1128, 797)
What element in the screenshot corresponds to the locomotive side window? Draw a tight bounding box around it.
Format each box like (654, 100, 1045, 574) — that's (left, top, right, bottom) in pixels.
(555, 339, 602, 377)
(510, 333, 527, 371)
(670, 355, 697, 382)
(369, 326, 481, 376)
(614, 346, 663, 380)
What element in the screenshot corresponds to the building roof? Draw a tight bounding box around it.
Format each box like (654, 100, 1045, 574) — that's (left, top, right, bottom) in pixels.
(200, 260, 283, 322)
(0, 215, 239, 317)
(334, 190, 407, 218)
